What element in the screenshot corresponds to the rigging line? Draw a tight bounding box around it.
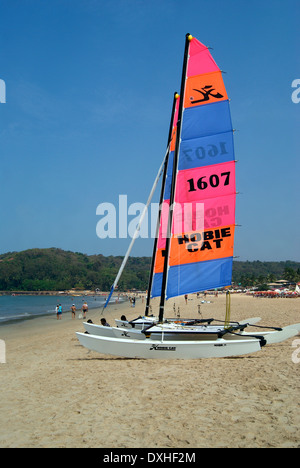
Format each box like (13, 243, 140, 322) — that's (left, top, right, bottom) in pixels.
(101, 144, 171, 314)
(145, 92, 179, 316)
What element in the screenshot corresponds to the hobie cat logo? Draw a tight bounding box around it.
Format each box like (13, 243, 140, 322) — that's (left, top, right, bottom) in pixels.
(190, 85, 223, 104)
(0, 79, 6, 103)
(149, 344, 176, 351)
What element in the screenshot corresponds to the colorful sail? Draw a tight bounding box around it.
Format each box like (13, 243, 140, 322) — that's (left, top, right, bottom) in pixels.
(152, 35, 236, 300)
(144, 92, 179, 315)
(151, 95, 180, 298)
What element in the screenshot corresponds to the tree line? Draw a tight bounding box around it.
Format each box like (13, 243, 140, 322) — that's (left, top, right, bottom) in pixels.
(232, 260, 300, 288)
(0, 248, 299, 292)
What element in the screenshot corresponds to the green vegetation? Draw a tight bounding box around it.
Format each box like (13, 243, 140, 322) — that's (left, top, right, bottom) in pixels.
(232, 260, 300, 287)
(0, 248, 151, 291)
(0, 248, 299, 291)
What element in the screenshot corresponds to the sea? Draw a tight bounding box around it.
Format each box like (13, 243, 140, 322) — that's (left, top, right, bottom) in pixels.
(0, 294, 125, 326)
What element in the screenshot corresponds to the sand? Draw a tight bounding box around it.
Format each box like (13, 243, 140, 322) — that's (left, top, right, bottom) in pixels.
(0, 293, 299, 448)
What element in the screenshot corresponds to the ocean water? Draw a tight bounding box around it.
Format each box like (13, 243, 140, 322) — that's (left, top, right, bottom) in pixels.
(0, 294, 123, 326)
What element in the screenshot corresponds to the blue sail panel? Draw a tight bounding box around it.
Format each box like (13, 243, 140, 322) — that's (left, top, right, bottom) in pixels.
(166, 257, 233, 299)
(181, 101, 233, 141)
(178, 130, 234, 171)
(151, 272, 163, 298)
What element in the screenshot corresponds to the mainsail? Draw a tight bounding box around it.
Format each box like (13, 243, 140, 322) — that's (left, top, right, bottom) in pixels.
(151, 34, 236, 310)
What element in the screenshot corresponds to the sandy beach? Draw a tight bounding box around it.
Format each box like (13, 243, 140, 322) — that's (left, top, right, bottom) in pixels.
(0, 293, 299, 448)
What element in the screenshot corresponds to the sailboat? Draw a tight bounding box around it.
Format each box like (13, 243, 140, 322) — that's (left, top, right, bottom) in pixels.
(76, 34, 298, 359)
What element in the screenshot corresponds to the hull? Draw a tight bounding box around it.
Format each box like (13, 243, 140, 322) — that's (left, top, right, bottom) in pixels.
(241, 326, 299, 344)
(84, 320, 297, 344)
(284, 323, 300, 333)
(76, 332, 263, 359)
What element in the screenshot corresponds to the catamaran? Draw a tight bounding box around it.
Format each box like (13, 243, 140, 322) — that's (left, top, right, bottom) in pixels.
(82, 318, 299, 344)
(76, 34, 298, 358)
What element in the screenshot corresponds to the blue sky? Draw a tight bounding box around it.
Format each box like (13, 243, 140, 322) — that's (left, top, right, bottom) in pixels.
(0, 0, 299, 261)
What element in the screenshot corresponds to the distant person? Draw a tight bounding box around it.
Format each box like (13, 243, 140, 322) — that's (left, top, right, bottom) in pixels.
(132, 297, 136, 308)
(57, 304, 63, 320)
(71, 304, 76, 319)
(55, 304, 59, 319)
(184, 294, 188, 304)
(82, 301, 88, 319)
(101, 318, 110, 327)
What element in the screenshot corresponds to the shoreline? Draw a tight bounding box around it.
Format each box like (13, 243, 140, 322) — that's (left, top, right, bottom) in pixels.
(0, 298, 130, 339)
(0, 293, 299, 448)
(0, 290, 135, 296)
(0, 294, 129, 328)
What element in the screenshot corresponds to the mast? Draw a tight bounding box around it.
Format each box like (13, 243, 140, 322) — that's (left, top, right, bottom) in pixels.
(145, 92, 179, 316)
(158, 34, 192, 323)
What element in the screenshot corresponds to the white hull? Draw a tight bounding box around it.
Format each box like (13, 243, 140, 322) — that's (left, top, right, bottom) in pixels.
(82, 321, 298, 345)
(241, 325, 299, 344)
(283, 323, 300, 333)
(76, 332, 263, 359)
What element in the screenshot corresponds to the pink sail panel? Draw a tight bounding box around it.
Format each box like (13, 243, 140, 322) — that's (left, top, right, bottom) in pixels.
(171, 194, 236, 235)
(201, 194, 236, 229)
(175, 161, 236, 203)
(156, 192, 235, 249)
(187, 38, 220, 77)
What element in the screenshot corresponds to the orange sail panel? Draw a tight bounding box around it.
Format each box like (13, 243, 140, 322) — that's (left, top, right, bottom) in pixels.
(184, 71, 228, 108)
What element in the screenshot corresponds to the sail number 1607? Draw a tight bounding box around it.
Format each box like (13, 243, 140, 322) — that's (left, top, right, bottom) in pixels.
(187, 171, 230, 192)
